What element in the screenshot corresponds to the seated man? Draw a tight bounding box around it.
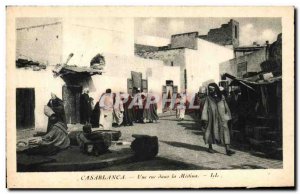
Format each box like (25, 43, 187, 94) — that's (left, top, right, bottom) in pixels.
(19, 114, 70, 156)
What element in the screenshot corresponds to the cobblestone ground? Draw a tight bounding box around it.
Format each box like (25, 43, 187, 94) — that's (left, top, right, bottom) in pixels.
(111, 112, 283, 170)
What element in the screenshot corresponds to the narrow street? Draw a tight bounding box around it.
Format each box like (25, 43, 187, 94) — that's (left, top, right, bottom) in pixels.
(102, 113, 283, 170)
(17, 112, 283, 171)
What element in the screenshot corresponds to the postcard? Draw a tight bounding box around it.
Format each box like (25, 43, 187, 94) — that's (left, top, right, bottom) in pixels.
(6, 6, 294, 188)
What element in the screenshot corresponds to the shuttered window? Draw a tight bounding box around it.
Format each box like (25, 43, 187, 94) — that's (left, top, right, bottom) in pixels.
(127, 78, 133, 95)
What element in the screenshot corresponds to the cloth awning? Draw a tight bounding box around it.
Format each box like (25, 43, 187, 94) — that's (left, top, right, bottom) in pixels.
(230, 76, 282, 86)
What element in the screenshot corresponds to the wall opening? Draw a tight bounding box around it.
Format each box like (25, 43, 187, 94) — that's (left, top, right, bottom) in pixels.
(128, 71, 148, 94)
(234, 26, 238, 39)
(16, 88, 35, 130)
(62, 85, 82, 124)
(162, 80, 178, 112)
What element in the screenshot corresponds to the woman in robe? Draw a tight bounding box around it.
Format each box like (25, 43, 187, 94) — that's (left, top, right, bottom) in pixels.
(46, 93, 67, 132)
(122, 93, 135, 126)
(201, 83, 235, 156)
(143, 92, 159, 123)
(112, 92, 124, 126)
(21, 114, 70, 156)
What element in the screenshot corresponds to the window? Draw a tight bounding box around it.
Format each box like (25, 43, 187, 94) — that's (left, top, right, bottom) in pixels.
(127, 79, 133, 95)
(142, 79, 148, 93)
(166, 80, 173, 86)
(237, 62, 247, 78)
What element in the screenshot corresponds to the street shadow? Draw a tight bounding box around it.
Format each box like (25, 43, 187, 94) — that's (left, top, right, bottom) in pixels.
(177, 122, 201, 131)
(229, 164, 266, 169)
(158, 114, 176, 118)
(158, 118, 181, 122)
(159, 118, 195, 122)
(160, 140, 217, 153)
(192, 131, 204, 136)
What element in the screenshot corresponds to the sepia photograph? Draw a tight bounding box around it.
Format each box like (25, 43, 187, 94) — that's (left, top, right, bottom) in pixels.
(6, 6, 294, 188)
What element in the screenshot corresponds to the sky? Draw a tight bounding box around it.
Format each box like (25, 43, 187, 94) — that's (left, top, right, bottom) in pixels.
(134, 17, 282, 46)
(16, 17, 282, 47)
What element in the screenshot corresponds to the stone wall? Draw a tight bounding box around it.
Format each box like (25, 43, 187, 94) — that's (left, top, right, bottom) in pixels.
(134, 44, 159, 54)
(220, 48, 267, 78)
(170, 32, 198, 50)
(268, 33, 282, 72)
(199, 19, 239, 48)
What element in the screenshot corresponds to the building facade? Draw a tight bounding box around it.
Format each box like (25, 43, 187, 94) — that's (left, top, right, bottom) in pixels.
(135, 30, 235, 94)
(16, 18, 169, 130)
(219, 33, 282, 79)
(16, 18, 236, 130)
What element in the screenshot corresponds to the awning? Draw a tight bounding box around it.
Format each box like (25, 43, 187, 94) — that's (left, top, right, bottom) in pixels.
(223, 73, 282, 92)
(230, 76, 282, 86)
(53, 65, 103, 78)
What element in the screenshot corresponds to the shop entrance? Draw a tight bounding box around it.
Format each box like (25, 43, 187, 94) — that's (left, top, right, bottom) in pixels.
(62, 85, 82, 124)
(16, 88, 35, 130)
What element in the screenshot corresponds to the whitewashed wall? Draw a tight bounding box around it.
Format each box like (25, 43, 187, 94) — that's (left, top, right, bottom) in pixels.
(15, 67, 65, 131)
(16, 22, 63, 66)
(185, 39, 234, 93)
(15, 18, 186, 130)
(62, 18, 135, 66)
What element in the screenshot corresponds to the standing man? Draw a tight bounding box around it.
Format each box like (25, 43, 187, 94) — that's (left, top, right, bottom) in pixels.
(112, 92, 124, 126)
(178, 91, 187, 120)
(201, 83, 235, 156)
(99, 89, 114, 130)
(80, 88, 92, 124)
(198, 86, 208, 122)
(136, 88, 145, 123)
(122, 93, 134, 126)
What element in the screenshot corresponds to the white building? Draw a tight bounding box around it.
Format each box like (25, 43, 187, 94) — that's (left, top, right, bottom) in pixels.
(135, 31, 234, 95)
(16, 18, 178, 130)
(15, 18, 234, 131)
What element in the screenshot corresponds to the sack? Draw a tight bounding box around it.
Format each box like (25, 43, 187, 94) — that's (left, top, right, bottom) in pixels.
(44, 105, 55, 117)
(131, 134, 158, 160)
(76, 131, 112, 156)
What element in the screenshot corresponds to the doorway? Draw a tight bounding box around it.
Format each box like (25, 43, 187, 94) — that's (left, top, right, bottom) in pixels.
(62, 85, 82, 124)
(16, 88, 35, 130)
(162, 80, 178, 112)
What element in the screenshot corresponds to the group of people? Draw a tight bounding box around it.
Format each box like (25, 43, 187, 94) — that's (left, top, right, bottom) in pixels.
(19, 82, 236, 157)
(83, 87, 159, 130)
